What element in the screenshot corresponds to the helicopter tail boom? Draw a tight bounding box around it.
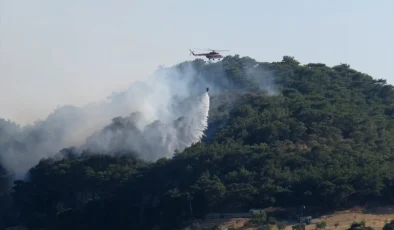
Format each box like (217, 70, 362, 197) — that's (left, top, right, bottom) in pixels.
(189, 49, 211, 56)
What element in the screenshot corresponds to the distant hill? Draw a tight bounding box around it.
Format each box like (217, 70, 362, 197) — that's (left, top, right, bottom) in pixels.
(2, 55, 394, 230)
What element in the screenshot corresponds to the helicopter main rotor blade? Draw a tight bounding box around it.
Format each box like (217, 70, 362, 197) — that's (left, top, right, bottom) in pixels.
(192, 48, 230, 52)
(193, 48, 211, 51)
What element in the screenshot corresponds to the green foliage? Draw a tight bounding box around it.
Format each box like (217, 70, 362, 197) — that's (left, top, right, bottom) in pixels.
(277, 221, 287, 230)
(348, 220, 373, 230)
(383, 220, 394, 230)
(247, 211, 267, 226)
(292, 223, 305, 230)
(316, 221, 327, 229)
(3, 55, 394, 230)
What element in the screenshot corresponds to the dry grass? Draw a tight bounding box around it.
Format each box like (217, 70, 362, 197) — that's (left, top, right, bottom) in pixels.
(187, 218, 251, 229)
(185, 206, 394, 230)
(284, 206, 394, 230)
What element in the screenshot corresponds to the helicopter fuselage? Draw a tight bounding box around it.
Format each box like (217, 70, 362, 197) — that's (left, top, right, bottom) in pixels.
(205, 52, 223, 60)
(189, 49, 226, 60)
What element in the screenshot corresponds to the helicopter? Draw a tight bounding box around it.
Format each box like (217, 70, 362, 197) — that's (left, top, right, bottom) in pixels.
(189, 48, 229, 61)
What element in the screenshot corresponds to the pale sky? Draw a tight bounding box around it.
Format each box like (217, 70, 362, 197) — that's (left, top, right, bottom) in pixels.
(1, 0, 393, 125)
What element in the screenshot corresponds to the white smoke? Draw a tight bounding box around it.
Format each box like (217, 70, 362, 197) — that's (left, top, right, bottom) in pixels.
(174, 92, 209, 146)
(0, 57, 278, 181)
(84, 91, 210, 161)
(0, 61, 211, 180)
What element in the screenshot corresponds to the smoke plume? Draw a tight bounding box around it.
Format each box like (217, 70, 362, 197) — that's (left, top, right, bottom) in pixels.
(0, 61, 212, 180)
(0, 57, 277, 182)
(84, 92, 210, 161)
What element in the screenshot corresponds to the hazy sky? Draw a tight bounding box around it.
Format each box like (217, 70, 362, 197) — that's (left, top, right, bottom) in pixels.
(1, 0, 393, 125)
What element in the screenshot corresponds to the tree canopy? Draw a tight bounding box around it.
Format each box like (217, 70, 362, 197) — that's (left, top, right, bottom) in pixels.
(2, 55, 394, 230)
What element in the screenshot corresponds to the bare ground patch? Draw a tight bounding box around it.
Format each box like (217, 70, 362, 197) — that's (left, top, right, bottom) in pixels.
(185, 206, 394, 230)
(286, 206, 394, 230)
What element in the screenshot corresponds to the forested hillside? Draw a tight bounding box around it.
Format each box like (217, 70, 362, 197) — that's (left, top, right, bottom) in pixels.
(2, 55, 394, 230)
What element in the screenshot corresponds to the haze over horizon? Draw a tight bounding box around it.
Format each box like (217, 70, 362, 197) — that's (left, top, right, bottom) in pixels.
(1, 0, 393, 125)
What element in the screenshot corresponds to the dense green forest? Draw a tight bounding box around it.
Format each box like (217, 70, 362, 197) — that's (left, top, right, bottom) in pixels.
(1, 55, 394, 230)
